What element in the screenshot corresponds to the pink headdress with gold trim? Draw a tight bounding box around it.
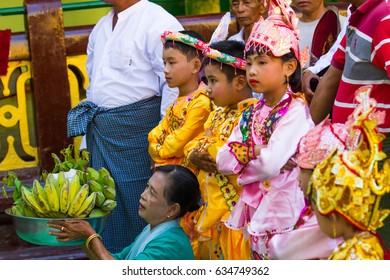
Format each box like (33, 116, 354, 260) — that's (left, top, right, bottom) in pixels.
(297, 118, 347, 169)
(297, 85, 385, 170)
(245, 0, 309, 65)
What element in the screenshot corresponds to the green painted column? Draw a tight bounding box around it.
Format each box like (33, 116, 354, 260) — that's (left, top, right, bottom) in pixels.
(152, 0, 186, 15)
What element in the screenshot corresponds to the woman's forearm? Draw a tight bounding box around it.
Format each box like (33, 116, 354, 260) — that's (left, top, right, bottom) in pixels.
(84, 238, 115, 260)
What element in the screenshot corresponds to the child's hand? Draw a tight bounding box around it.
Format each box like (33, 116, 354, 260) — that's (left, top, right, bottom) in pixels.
(189, 148, 217, 173)
(150, 160, 155, 170)
(281, 159, 297, 173)
(254, 144, 267, 157)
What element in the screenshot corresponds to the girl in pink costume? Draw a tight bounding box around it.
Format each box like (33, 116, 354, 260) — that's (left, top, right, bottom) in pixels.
(216, 0, 314, 258)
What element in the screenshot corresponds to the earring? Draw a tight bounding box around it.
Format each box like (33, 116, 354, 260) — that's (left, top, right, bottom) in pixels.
(286, 75, 289, 84)
(167, 215, 170, 218)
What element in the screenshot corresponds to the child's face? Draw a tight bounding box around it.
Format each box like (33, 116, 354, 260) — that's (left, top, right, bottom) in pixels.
(246, 52, 287, 95)
(312, 204, 333, 238)
(308, 180, 343, 240)
(312, 204, 339, 239)
(298, 168, 313, 196)
(162, 47, 196, 90)
(204, 64, 237, 108)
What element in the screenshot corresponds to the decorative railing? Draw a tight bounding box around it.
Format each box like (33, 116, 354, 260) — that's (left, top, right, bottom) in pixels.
(0, 0, 233, 174)
(1, 0, 84, 173)
(0, 55, 88, 172)
(0, 60, 36, 170)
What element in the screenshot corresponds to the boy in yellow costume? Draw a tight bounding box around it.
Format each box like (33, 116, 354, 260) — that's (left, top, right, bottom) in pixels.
(181, 40, 256, 259)
(308, 85, 390, 260)
(148, 30, 212, 167)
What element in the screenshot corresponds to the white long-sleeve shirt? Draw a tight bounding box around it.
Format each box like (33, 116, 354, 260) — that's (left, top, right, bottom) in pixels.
(228, 27, 245, 43)
(86, 0, 183, 117)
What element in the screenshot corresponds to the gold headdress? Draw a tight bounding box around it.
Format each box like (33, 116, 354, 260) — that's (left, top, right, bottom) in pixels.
(308, 85, 390, 232)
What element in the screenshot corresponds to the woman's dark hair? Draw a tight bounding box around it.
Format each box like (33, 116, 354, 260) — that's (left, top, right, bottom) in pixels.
(246, 47, 302, 92)
(163, 30, 205, 61)
(202, 40, 246, 82)
(155, 165, 201, 217)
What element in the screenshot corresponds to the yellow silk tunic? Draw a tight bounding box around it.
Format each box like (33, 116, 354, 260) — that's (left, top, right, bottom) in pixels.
(148, 83, 212, 166)
(181, 98, 257, 260)
(329, 231, 384, 260)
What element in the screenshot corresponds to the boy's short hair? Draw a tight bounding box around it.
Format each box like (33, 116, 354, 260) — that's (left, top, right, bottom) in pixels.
(203, 40, 246, 82)
(163, 30, 205, 61)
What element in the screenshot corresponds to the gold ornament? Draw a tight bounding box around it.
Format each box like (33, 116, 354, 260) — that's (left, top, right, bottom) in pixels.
(308, 86, 390, 232)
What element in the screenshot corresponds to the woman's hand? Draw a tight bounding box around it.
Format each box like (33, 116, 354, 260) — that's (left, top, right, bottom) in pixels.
(47, 219, 95, 242)
(189, 148, 217, 173)
(48, 219, 114, 260)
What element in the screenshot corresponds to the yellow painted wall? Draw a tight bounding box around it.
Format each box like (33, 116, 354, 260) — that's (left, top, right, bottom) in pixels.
(0, 0, 111, 33)
(62, 0, 111, 28)
(0, 0, 222, 33)
(185, 0, 219, 15)
(0, 0, 24, 33)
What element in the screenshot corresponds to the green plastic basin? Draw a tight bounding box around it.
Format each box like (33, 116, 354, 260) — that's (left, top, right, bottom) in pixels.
(5, 208, 108, 246)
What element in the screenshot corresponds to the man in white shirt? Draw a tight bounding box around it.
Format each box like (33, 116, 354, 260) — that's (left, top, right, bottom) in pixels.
(294, 0, 327, 60)
(301, 4, 351, 103)
(294, 0, 347, 69)
(67, 0, 183, 253)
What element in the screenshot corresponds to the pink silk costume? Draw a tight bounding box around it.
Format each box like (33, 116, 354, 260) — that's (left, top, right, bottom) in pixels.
(181, 98, 257, 260)
(266, 205, 342, 259)
(216, 92, 314, 257)
(148, 82, 212, 166)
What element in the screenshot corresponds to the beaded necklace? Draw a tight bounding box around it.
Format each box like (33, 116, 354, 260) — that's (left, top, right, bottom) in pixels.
(240, 91, 293, 145)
